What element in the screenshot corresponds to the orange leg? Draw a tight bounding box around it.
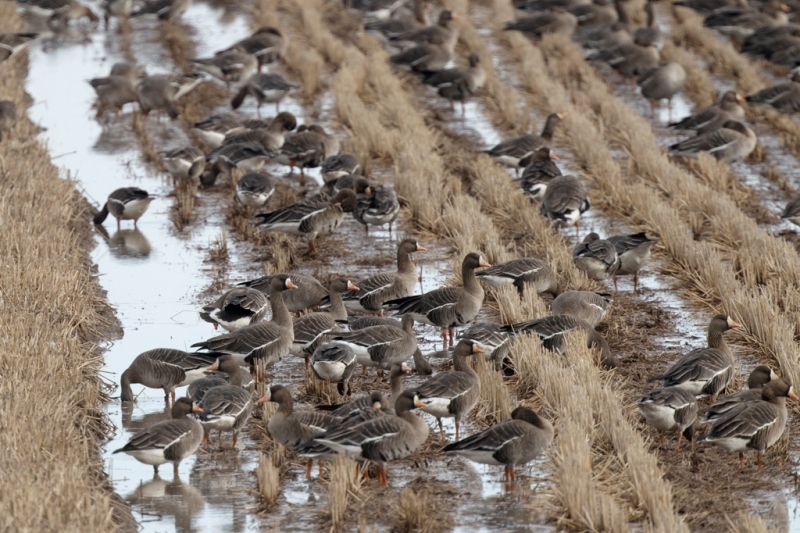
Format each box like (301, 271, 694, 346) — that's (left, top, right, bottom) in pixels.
(305, 459, 313, 479)
(659, 434, 665, 447)
(675, 431, 683, 452)
(203, 432, 209, 449)
(232, 434, 238, 449)
(757, 454, 763, 473)
(739, 452, 745, 469)
(437, 418, 445, 438)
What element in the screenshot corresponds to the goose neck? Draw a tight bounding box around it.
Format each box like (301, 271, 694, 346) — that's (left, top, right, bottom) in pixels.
(270, 289, 293, 329)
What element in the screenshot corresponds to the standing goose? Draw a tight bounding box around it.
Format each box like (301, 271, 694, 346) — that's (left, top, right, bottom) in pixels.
(291, 278, 360, 364)
(136, 74, 202, 119)
(364, 0, 430, 39)
(746, 72, 800, 113)
(634, 0, 663, 49)
(231, 73, 297, 116)
(235, 171, 274, 208)
(239, 272, 328, 315)
(669, 120, 757, 163)
(515, 147, 562, 201)
(637, 62, 686, 119)
(551, 290, 611, 328)
(390, 9, 458, 49)
(276, 124, 340, 184)
(608, 232, 658, 291)
(701, 378, 797, 471)
(0, 101, 18, 141)
(321, 153, 360, 181)
(160, 146, 205, 182)
(186, 353, 254, 403)
(505, 315, 619, 368)
(780, 194, 800, 227)
(93, 187, 155, 230)
(197, 357, 253, 449)
(386, 252, 490, 347)
(191, 113, 245, 149)
(316, 363, 411, 416)
(414, 340, 483, 440)
(191, 275, 298, 370)
(570, 0, 618, 29)
(702, 365, 777, 422)
(503, 9, 578, 38)
(389, 41, 453, 73)
(224, 27, 286, 69)
(192, 48, 258, 84)
(648, 314, 740, 399)
(573, 232, 620, 281)
(638, 387, 698, 450)
(669, 91, 746, 135)
(540, 175, 590, 235)
(199, 287, 270, 332)
(343, 238, 426, 313)
(421, 53, 486, 113)
(332, 315, 418, 374)
(353, 178, 401, 235)
(300, 390, 430, 486)
(220, 112, 297, 154)
(113, 397, 204, 476)
(255, 189, 358, 253)
(482, 113, 565, 174)
(344, 317, 433, 376)
(120, 348, 217, 403)
(475, 256, 559, 299)
(456, 322, 512, 370)
(588, 41, 660, 79)
(310, 342, 358, 394)
(703, 0, 789, 39)
(90, 71, 140, 117)
(444, 406, 554, 481)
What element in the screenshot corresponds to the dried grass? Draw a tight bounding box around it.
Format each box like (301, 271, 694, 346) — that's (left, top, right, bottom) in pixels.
(158, 20, 195, 73)
(325, 456, 364, 530)
(257, 451, 281, 506)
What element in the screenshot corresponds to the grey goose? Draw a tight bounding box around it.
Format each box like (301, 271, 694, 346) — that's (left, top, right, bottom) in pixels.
(113, 397, 204, 476)
(573, 232, 620, 281)
(637, 62, 686, 119)
(255, 189, 358, 253)
(701, 378, 797, 471)
(192, 48, 258, 84)
(633, 0, 663, 50)
(669, 120, 757, 163)
(482, 113, 565, 173)
(638, 386, 698, 450)
(346, 316, 433, 376)
(673, 0, 749, 14)
(120, 348, 216, 403)
(389, 9, 458, 49)
(321, 153, 360, 181)
(235, 171, 275, 208)
(421, 53, 487, 113)
(310, 342, 358, 394)
(669, 91, 746, 135)
(648, 314, 740, 399)
(389, 41, 453, 73)
(703, 0, 789, 39)
(414, 340, 483, 440)
(93, 187, 155, 230)
(192, 275, 297, 369)
(160, 146, 204, 182)
(276, 124, 340, 185)
(89, 71, 139, 117)
(231, 73, 297, 116)
(702, 365, 777, 422)
(515, 147, 563, 201)
(201, 142, 274, 186)
(503, 9, 579, 39)
(132, 0, 190, 20)
(223, 27, 286, 69)
(740, 22, 800, 57)
(0, 101, 17, 141)
(332, 314, 418, 374)
(475, 256, 559, 299)
(456, 322, 512, 370)
(444, 406, 554, 481)
(316, 363, 412, 417)
(386, 252, 490, 347)
(191, 113, 245, 148)
(781, 194, 800, 227)
(221, 111, 297, 151)
(136, 73, 202, 119)
(540, 175, 590, 234)
(746, 72, 800, 113)
(569, 0, 618, 29)
(365, 0, 429, 39)
(551, 290, 611, 328)
(239, 272, 328, 315)
(343, 238, 425, 313)
(587, 42, 660, 79)
(353, 178, 401, 235)
(197, 380, 253, 449)
(608, 232, 658, 291)
(199, 287, 270, 332)
(186, 353, 254, 403)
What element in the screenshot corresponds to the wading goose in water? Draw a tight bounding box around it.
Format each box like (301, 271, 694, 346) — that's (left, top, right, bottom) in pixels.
(235, 171, 274, 208)
(353, 178, 401, 235)
(343, 238, 426, 313)
(332, 315, 418, 376)
(702, 365, 777, 422)
(160, 146, 204, 182)
(310, 342, 358, 394)
(231, 73, 297, 116)
(239, 272, 328, 315)
(476, 256, 559, 299)
(386, 252, 490, 347)
(120, 348, 217, 403)
(482, 113, 565, 174)
(637, 62, 686, 120)
(638, 386, 698, 450)
(701, 378, 797, 472)
(648, 314, 740, 400)
(93, 187, 155, 230)
(224, 27, 286, 69)
(669, 120, 757, 163)
(515, 147, 562, 201)
(0, 100, 17, 140)
(276, 125, 340, 185)
(573, 232, 620, 281)
(444, 405, 554, 481)
(199, 287, 270, 332)
(551, 290, 611, 328)
(113, 397, 204, 476)
(608, 232, 658, 291)
(197, 355, 253, 448)
(540, 175, 590, 235)
(669, 91, 746, 135)
(186, 353, 254, 403)
(136, 73, 202, 119)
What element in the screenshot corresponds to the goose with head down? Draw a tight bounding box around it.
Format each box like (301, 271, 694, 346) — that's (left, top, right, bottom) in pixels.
(239, 272, 328, 315)
(476, 256, 559, 299)
(514, 147, 562, 201)
(638, 386, 698, 450)
(482, 113, 565, 174)
(196, 356, 254, 449)
(93, 187, 155, 231)
(702, 365, 777, 422)
(551, 290, 611, 328)
(199, 287, 270, 332)
(608, 232, 658, 291)
(540, 175, 590, 236)
(573, 232, 620, 281)
(120, 348, 217, 404)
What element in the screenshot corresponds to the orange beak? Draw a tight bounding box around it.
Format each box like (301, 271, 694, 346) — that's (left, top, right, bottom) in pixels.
(372, 401, 382, 409)
(348, 281, 360, 291)
(781, 3, 790, 12)
(550, 151, 560, 161)
(334, 202, 342, 207)
(736, 94, 746, 104)
(365, 186, 372, 195)
(192, 403, 204, 413)
(473, 345, 484, 354)
(729, 320, 742, 329)
(557, 112, 568, 119)
(413, 396, 426, 408)
(417, 244, 427, 251)
(401, 362, 413, 373)
(257, 392, 271, 403)
(479, 261, 492, 268)
(205, 359, 220, 371)
(789, 389, 799, 400)
(286, 280, 299, 289)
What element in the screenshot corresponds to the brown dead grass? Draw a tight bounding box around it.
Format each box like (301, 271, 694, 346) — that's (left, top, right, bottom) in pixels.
(257, 451, 281, 506)
(158, 20, 195, 73)
(324, 456, 364, 530)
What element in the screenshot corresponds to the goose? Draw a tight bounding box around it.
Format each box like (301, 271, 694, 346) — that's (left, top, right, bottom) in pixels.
(669, 120, 757, 163)
(231, 73, 297, 116)
(299, 390, 430, 485)
(551, 291, 611, 328)
(444, 406, 554, 481)
(703, 0, 789, 39)
(255, 189, 358, 253)
(648, 314, 740, 399)
(223, 27, 286, 69)
(343, 239, 425, 314)
(93, 187, 155, 230)
(197, 358, 254, 449)
(239, 272, 328, 314)
(421, 53, 486, 113)
(120, 348, 217, 403)
(103, 0, 135, 26)
(291, 278, 359, 364)
(503, 8, 578, 38)
(202, 142, 273, 186)
(160, 146, 204, 181)
(669, 91, 746, 135)
(353, 179, 401, 235)
(514, 147, 562, 201)
(570, 0, 618, 29)
(199, 287, 270, 332)
(113, 397, 204, 476)
(475, 257, 559, 299)
(637, 62, 686, 119)
(701, 378, 797, 471)
(0, 33, 38, 63)
(540, 175, 590, 234)
(456, 322, 512, 370)
(0, 101, 17, 141)
(781, 194, 800, 226)
(746, 72, 800, 113)
(364, 0, 430, 39)
(673, 0, 749, 14)
(744, 31, 800, 64)
(316, 363, 412, 416)
(321, 174, 360, 196)
(186, 354, 255, 403)
(588, 41, 660, 79)
(482, 113, 565, 174)
(703, 365, 778, 422)
(414, 340, 482, 440)
(633, 0, 663, 49)
(344, 316, 432, 375)
(332, 315, 418, 374)
(583, 20, 633, 52)
(276, 125, 340, 185)
(259, 385, 342, 477)
(386, 252, 490, 347)
(90, 74, 139, 117)
(220, 112, 297, 154)
(607, 232, 658, 291)
(389, 9, 458, 49)
(192, 48, 258, 84)
(192, 113, 245, 148)
(389, 41, 453, 73)
(131, 0, 190, 20)
(505, 315, 619, 368)
(573, 232, 620, 281)
(321, 153, 360, 181)
(191, 275, 297, 369)
(136, 74, 202, 119)
(235, 171, 274, 208)
(638, 386, 698, 450)
(310, 342, 358, 394)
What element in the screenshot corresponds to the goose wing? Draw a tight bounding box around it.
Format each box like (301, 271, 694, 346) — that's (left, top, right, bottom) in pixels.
(192, 322, 283, 355)
(649, 348, 732, 386)
(444, 419, 530, 454)
(114, 419, 197, 452)
(669, 127, 743, 156)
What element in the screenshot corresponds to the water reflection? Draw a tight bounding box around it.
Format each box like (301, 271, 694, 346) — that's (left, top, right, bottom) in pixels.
(96, 225, 153, 258)
(126, 476, 206, 533)
(121, 402, 171, 433)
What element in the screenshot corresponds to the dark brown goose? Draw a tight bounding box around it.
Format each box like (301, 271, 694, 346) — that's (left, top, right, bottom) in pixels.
(503, 8, 578, 38)
(299, 390, 430, 485)
(505, 315, 619, 368)
(608, 232, 658, 291)
(199, 287, 270, 332)
(333, 315, 418, 374)
(235, 171, 275, 208)
(669, 120, 757, 163)
(93, 187, 155, 230)
(648, 314, 740, 399)
(276, 125, 340, 185)
(191, 275, 297, 369)
(475, 256, 559, 299)
(421, 53, 486, 113)
(746, 72, 800, 113)
(352, 178, 401, 235)
(197, 360, 253, 449)
(192, 113, 245, 149)
(343, 238, 425, 313)
(540, 175, 590, 235)
(669, 91, 746, 135)
(316, 363, 411, 416)
(186, 353, 253, 403)
(551, 291, 611, 328)
(223, 27, 286, 69)
(482, 113, 565, 173)
(573, 232, 620, 281)
(231, 73, 297, 116)
(444, 406, 554, 481)
(389, 9, 458, 49)
(781, 194, 800, 226)
(113, 397, 204, 476)
(386, 252, 490, 347)
(414, 340, 483, 440)
(638, 387, 698, 450)
(456, 322, 512, 370)
(702, 365, 777, 422)
(290, 278, 359, 364)
(120, 348, 216, 403)
(310, 342, 358, 394)
(239, 272, 328, 314)
(701, 378, 797, 471)
(514, 147, 562, 200)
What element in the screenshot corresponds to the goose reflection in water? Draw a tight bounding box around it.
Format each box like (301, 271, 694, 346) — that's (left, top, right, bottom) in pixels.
(126, 476, 205, 533)
(96, 224, 152, 258)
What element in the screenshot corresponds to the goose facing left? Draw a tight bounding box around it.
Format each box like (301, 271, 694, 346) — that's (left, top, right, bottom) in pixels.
(197, 355, 254, 449)
(93, 187, 155, 230)
(120, 348, 217, 403)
